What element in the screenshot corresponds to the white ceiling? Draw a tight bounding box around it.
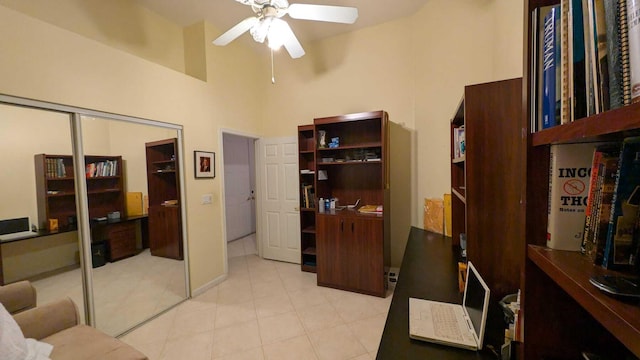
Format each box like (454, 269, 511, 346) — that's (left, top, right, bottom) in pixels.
(134, 0, 430, 43)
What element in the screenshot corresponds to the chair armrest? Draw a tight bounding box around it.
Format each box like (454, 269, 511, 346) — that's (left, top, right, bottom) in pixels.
(13, 297, 80, 340)
(0, 280, 36, 314)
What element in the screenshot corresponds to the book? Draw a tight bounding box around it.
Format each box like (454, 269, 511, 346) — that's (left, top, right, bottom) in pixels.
(547, 143, 598, 250)
(604, 0, 630, 109)
(533, 5, 558, 132)
(560, 0, 572, 124)
(582, 144, 620, 257)
(603, 137, 640, 268)
(629, 0, 640, 103)
(571, 0, 588, 120)
(590, 148, 621, 264)
(542, 5, 561, 129)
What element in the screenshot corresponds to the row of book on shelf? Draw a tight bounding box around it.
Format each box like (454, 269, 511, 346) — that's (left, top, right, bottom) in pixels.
(530, 0, 640, 132)
(547, 138, 640, 271)
(301, 184, 315, 209)
(452, 126, 465, 159)
(86, 160, 118, 178)
(46, 158, 67, 178)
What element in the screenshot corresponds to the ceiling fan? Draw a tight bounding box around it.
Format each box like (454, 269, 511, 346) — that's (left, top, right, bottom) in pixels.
(212, 0, 358, 59)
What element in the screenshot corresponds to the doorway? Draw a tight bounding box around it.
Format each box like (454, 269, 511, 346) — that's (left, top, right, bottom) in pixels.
(222, 132, 257, 259)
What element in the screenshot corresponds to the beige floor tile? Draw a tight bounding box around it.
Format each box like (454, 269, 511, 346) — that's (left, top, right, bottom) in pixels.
(332, 294, 384, 323)
(262, 335, 318, 360)
(160, 330, 214, 360)
(215, 300, 257, 329)
(119, 308, 176, 346)
(347, 314, 387, 353)
(288, 287, 329, 310)
(352, 354, 373, 360)
(218, 281, 254, 305)
(228, 240, 246, 258)
(297, 302, 344, 333)
(128, 340, 165, 360)
(168, 307, 216, 340)
(213, 346, 264, 360)
(308, 324, 368, 360)
(251, 278, 286, 300)
(211, 320, 262, 359)
(258, 311, 305, 345)
(254, 294, 295, 319)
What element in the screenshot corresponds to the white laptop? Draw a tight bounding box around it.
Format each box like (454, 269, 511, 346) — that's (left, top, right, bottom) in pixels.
(409, 261, 490, 351)
(0, 217, 38, 242)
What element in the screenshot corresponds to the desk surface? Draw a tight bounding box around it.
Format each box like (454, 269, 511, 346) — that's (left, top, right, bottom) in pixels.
(376, 227, 503, 359)
(0, 215, 148, 244)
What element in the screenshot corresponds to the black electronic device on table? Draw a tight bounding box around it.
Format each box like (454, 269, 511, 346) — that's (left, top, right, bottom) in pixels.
(589, 275, 640, 298)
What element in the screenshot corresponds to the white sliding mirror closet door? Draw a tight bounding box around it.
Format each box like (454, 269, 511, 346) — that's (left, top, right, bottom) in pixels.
(80, 116, 187, 336)
(0, 103, 86, 320)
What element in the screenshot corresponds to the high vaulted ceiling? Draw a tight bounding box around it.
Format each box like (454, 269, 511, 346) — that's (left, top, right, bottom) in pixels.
(135, 0, 430, 43)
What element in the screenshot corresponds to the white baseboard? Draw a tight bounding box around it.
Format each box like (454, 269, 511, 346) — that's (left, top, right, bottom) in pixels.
(191, 273, 228, 297)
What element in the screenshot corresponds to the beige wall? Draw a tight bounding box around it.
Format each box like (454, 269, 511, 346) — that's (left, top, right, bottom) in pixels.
(0, 0, 524, 281)
(0, 0, 186, 73)
(0, 5, 264, 290)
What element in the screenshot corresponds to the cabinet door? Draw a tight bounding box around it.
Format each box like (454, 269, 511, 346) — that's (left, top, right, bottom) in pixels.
(148, 205, 183, 260)
(316, 214, 346, 287)
(347, 217, 384, 295)
(107, 222, 136, 261)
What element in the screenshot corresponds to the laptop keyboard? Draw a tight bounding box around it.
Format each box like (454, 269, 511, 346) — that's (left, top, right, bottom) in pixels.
(431, 303, 463, 341)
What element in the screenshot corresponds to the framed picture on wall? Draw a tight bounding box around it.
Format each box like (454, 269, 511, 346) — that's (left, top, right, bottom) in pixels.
(194, 151, 215, 179)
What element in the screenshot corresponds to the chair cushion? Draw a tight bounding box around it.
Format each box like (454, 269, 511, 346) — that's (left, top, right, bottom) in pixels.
(0, 303, 53, 360)
(43, 325, 147, 360)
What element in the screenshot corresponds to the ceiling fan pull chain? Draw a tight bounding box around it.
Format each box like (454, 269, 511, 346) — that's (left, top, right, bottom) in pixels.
(271, 48, 276, 84)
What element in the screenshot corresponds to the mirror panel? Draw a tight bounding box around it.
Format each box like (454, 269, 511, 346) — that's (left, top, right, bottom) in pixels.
(80, 116, 187, 336)
(0, 103, 86, 320)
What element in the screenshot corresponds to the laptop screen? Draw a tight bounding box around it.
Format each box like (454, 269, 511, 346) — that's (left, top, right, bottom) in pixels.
(462, 262, 490, 345)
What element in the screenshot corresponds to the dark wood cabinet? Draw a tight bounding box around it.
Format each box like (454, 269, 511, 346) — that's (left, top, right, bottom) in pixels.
(298, 125, 317, 272)
(148, 205, 182, 259)
(93, 221, 136, 261)
(309, 110, 389, 297)
(450, 78, 525, 302)
(145, 139, 183, 260)
(317, 213, 385, 297)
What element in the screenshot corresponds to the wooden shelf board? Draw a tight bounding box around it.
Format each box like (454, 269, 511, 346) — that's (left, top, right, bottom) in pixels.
(301, 264, 317, 273)
(317, 142, 382, 151)
(452, 155, 465, 163)
(299, 150, 314, 154)
(152, 159, 175, 165)
(532, 102, 640, 146)
(302, 226, 316, 234)
(528, 245, 640, 356)
(47, 177, 74, 181)
(317, 160, 381, 166)
(451, 188, 466, 203)
(301, 208, 316, 212)
(86, 176, 120, 180)
(302, 247, 316, 255)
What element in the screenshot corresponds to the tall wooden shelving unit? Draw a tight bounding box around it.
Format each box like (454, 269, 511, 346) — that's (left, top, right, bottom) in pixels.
(522, 1, 640, 358)
(450, 79, 526, 302)
(312, 110, 390, 297)
(34, 154, 125, 231)
(145, 138, 183, 260)
(298, 125, 317, 272)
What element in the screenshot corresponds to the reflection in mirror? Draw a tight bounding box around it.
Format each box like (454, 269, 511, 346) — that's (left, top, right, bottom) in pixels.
(0, 103, 85, 321)
(80, 116, 187, 336)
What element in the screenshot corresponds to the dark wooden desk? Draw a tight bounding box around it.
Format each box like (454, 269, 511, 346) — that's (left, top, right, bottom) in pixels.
(377, 227, 503, 359)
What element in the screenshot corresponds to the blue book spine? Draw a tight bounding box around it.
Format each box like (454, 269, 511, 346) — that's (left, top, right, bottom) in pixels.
(542, 6, 560, 129)
(603, 137, 640, 268)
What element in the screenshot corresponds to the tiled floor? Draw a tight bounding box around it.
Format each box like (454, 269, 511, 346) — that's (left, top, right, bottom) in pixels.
(121, 234, 392, 360)
(31, 248, 186, 336)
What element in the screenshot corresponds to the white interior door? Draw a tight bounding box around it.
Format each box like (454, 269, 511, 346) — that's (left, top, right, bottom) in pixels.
(223, 133, 256, 241)
(257, 136, 300, 263)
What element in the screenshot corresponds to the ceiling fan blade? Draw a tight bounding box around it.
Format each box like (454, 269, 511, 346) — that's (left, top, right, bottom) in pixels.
(212, 17, 259, 46)
(279, 21, 305, 58)
(286, 4, 358, 24)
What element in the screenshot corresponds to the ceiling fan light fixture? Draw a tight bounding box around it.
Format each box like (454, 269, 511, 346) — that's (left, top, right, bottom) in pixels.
(267, 18, 288, 50)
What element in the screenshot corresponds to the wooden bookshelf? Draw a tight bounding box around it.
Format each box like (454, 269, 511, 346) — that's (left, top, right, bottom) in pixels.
(522, 0, 640, 358)
(298, 125, 317, 272)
